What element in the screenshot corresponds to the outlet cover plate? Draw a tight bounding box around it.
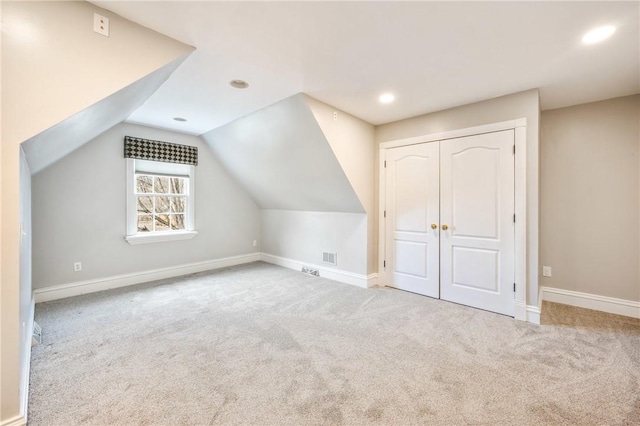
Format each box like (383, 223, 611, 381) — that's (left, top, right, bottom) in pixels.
(93, 13, 109, 37)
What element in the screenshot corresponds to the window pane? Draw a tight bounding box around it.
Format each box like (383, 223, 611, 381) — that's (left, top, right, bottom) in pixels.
(136, 175, 153, 193)
(154, 176, 170, 194)
(155, 214, 170, 231)
(156, 196, 170, 213)
(171, 197, 186, 213)
(171, 214, 185, 230)
(170, 177, 186, 194)
(137, 196, 153, 214)
(137, 215, 153, 232)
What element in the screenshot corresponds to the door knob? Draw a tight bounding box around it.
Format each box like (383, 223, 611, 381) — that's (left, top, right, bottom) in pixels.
(431, 224, 438, 230)
(442, 224, 449, 230)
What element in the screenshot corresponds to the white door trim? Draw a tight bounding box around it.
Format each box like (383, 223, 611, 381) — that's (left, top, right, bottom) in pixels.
(378, 119, 529, 321)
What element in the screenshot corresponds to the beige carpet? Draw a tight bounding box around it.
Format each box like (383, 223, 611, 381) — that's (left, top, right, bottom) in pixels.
(29, 262, 640, 425)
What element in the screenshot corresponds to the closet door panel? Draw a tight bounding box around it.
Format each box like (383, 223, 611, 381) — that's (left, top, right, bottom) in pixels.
(385, 142, 440, 298)
(440, 130, 515, 316)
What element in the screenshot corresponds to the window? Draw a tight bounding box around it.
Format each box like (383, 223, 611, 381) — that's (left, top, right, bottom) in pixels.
(135, 174, 187, 232)
(126, 159, 197, 244)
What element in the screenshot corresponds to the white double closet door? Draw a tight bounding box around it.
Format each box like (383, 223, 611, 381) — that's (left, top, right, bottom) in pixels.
(384, 130, 515, 316)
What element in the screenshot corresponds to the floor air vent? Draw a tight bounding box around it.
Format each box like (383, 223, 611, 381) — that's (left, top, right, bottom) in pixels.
(323, 252, 337, 266)
(302, 267, 320, 276)
(32, 321, 42, 346)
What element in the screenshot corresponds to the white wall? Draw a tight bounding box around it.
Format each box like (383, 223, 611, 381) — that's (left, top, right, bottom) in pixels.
(1, 2, 192, 422)
(540, 95, 640, 302)
(32, 123, 261, 289)
(261, 210, 368, 275)
(305, 96, 377, 274)
(376, 89, 540, 306)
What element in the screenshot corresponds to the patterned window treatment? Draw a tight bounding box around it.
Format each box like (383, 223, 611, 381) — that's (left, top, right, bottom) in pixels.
(124, 136, 198, 166)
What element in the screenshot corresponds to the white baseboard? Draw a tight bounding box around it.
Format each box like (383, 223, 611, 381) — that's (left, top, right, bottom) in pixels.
(0, 415, 26, 426)
(367, 273, 379, 287)
(34, 253, 261, 303)
(526, 289, 543, 325)
(526, 304, 541, 325)
(541, 286, 640, 319)
(260, 253, 371, 289)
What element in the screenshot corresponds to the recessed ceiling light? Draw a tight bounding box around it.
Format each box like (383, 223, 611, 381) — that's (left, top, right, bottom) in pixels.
(173, 117, 187, 122)
(379, 93, 395, 104)
(582, 25, 616, 45)
(230, 79, 249, 89)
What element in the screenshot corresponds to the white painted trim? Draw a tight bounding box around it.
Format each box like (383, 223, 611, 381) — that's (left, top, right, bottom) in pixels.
(379, 119, 526, 149)
(378, 119, 532, 322)
(21, 298, 34, 424)
(367, 273, 379, 287)
(260, 253, 371, 289)
(0, 415, 26, 426)
(5, 298, 36, 426)
(378, 149, 387, 286)
(514, 124, 527, 321)
(34, 253, 261, 303)
(526, 304, 541, 325)
(541, 286, 640, 319)
(125, 230, 198, 245)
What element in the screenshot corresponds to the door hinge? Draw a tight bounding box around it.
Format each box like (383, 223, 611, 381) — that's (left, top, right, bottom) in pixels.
(384, 260, 386, 268)
(513, 283, 516, 292)
(384, 160, 387, 168)
(384, 210, 386, 218)
(513, 214, 516, 223)
(513, 145, 515, 155)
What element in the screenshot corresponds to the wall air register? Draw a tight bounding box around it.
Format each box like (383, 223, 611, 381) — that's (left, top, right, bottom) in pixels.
(323, 252, 337, 266)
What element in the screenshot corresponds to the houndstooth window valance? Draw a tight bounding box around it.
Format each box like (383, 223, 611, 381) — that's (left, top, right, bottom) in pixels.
(124, 136, 198, 166)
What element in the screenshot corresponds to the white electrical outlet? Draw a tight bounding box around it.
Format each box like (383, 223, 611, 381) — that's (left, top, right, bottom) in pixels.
(252, 240, 257, 247)
(542, 266, 552, 277)
(73, 262, 82, 272)
(93, 13, 109, 37)
(332, 111, 338, 122)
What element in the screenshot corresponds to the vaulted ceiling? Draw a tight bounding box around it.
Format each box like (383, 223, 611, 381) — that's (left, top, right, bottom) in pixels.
(91, 1, 639, 135)
(201, 94, 364, 213)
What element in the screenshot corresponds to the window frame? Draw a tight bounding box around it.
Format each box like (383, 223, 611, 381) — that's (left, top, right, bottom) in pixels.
(125, 159, 197, 244)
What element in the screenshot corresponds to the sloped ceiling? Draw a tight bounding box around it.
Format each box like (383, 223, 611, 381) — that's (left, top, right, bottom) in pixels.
(2, 0, 194, 173)
(201, 94, 364, 213)
(22, 54, 190, 174)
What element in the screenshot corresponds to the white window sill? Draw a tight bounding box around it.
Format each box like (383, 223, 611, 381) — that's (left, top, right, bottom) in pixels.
(125, 231, 198, 245)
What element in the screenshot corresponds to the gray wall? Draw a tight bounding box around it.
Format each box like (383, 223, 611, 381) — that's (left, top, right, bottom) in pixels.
(32, 123, 261, 289)
(376, 89, 540, 306)
(540, 94, 640, 302)
(201, 94, 363, 213)
(202, 93, 372, 277)
(262, 210, 368, 275)
(19, 148, 32, 412)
